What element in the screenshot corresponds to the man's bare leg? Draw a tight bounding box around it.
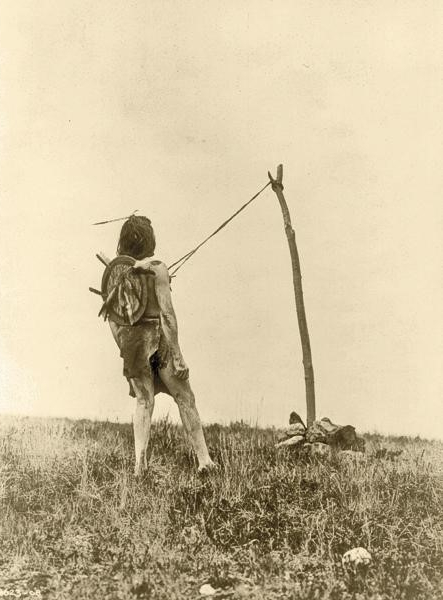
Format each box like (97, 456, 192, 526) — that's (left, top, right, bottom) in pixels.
(130, 374, 155, 477)
(159, 363, 215, 471)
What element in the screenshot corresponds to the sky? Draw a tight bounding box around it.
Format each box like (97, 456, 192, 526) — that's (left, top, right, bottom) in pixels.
(0, 1, 441, 438)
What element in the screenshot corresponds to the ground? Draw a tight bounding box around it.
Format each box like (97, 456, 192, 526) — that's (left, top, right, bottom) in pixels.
(0, 415, 442, 599)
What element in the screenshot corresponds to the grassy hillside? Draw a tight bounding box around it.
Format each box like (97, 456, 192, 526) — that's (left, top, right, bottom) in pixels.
(0, 415, 442, 599)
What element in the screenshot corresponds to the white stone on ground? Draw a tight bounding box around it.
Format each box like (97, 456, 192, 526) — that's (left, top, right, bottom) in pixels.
(199, 583, 216, 596)
(342, 547, 372, 567)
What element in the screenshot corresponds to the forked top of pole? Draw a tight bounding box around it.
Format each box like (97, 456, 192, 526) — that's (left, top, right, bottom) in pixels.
(268, 164, 284, 191)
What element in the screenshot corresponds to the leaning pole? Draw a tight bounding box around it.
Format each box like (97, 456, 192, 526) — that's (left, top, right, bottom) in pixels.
(268, 165, 316, 427)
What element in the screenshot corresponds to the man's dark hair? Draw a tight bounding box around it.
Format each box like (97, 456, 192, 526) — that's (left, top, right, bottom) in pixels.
(117, 215, 156, 259)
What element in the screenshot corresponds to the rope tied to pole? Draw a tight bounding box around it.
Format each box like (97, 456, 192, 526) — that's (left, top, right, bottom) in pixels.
(168, 180, 272, 276)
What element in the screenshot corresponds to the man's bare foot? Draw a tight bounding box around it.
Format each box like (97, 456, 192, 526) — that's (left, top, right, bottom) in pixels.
(197, 460, 218, 474)
(134, 462, 147, 479)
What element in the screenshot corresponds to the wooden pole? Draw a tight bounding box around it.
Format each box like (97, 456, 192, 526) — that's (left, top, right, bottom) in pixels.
(268, 164, 316, 427)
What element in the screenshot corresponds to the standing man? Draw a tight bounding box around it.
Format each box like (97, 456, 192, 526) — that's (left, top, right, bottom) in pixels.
(108, 215, 215, 475)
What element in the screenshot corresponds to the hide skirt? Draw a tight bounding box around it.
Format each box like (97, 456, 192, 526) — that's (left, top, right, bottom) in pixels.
(110, 317, 170, 396)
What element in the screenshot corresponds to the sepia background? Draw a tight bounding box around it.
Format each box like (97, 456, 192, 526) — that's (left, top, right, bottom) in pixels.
(0, 1, 441, 438)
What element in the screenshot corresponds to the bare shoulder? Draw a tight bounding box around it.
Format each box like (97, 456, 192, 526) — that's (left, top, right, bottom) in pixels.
(149, 260, 169, 282)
